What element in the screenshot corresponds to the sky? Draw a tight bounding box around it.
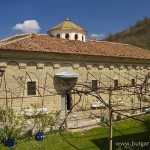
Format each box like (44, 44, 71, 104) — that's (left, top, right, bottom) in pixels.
(0, 0, 150, 40)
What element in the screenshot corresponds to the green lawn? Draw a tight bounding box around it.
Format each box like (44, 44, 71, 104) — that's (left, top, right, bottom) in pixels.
(0, 114, 150, 150)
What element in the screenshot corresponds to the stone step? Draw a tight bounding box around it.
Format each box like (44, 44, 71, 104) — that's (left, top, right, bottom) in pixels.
(68, 125, 101, 132)
(60, 109, 107, 120)
(58, 110, 108, 129)
(67, 118, 101, 129)
(60, 114, 92, 121)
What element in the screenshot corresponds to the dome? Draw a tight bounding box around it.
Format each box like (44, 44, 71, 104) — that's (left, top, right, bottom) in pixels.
(47, 17, 87, 42)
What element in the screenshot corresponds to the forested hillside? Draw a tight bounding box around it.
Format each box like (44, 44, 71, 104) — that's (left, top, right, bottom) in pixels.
(104, 17, 150, 50)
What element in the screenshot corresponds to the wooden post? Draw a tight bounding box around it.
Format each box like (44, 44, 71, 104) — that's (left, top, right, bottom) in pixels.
(140, 96, 142, 113)
(65, 94, 68, 130)
(109, 89, 113, 150)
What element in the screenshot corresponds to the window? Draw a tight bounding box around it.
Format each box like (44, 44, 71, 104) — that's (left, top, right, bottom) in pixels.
(82, 36, 84, 41)
(0, 70, 4, 77)
(114, 80, 118, 88)
(92, 80, 98, 90)
(65, 33, 70, 39)
(131, 79, 136, 87)
(75, 34, 78, 40)
(27, 81, 36, 95)
(56, 34, 60, 38)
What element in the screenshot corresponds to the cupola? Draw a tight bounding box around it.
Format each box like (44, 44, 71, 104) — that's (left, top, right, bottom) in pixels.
(47, 16, 87, 42)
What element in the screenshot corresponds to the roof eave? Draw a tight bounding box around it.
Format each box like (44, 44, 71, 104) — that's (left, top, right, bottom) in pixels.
(47, 28, 87, 35)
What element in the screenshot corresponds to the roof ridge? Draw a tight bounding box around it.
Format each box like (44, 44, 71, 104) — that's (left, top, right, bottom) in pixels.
(0, 33, 33, 47)
(0, 33, 30, 42)
(96, 40, 149, 51)
(51, 20, 66, 30)
(97, 40, 130, 46)
(70, 21, 79, 29)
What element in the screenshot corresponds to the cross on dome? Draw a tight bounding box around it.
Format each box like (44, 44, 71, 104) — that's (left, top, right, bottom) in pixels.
(65, 13, 69, 21)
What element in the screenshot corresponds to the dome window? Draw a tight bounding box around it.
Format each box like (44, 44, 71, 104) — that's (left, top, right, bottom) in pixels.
(82, 36, 84, 41)
(56, 34, 60, 38)
(75, 34, 78, 40)
(65, 33, 70, 39)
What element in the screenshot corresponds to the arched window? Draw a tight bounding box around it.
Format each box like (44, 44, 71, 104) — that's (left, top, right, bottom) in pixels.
(56, 34, 60, 38)
(65, 33, 70, 39)
(82, 35, 84, 41)
(75, 34, 78, 40)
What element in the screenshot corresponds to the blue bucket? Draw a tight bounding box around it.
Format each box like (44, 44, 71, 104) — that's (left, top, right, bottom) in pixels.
(6, 139, 14, 147)
(36, 133, 43, 141)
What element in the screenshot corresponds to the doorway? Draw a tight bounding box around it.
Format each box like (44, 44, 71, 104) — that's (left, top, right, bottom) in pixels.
(66, 93, 72, 110)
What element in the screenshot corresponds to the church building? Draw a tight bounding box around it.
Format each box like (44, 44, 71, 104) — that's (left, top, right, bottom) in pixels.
(0, 17, 150, 116)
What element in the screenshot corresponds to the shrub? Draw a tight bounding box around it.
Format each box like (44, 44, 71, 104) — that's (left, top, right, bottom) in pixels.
(116, 114, 121, 121)
(0, 107, 26, 143)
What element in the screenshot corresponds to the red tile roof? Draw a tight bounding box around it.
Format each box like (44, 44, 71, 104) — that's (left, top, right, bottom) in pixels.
(0, 33, 150, 59)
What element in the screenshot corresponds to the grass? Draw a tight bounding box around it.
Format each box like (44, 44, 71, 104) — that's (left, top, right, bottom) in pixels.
(0, 114, 150, 150)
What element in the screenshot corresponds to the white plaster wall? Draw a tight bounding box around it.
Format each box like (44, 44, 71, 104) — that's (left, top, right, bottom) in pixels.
(49, 29, 86, 42)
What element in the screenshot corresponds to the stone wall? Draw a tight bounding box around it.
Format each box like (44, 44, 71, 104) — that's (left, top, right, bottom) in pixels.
(0, 52, 150, 113)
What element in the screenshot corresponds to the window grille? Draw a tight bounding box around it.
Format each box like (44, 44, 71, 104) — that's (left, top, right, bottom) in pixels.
(114, 79, 118, 88)
(27, 81, 36, 95)
(92, 80, 98, 90)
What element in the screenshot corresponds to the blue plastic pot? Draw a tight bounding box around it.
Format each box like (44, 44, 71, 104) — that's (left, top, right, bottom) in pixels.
(36, 133, 43, 141)
(6, 139, 14, 147)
